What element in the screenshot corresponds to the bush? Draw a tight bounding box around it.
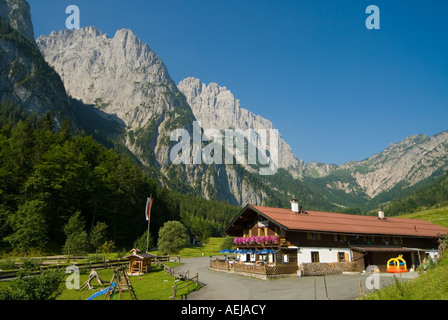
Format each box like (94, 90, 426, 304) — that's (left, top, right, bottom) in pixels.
(19, 257, 43, 271)
(157, 221, 189, 255)
(0, 266, 65, 300)
(220, 236, 235, 251)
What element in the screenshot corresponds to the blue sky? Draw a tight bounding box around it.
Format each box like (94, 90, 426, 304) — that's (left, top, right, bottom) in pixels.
(28, 0, 448, 165)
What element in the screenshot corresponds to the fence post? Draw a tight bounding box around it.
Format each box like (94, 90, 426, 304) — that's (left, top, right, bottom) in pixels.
(172, 281, 178, 300)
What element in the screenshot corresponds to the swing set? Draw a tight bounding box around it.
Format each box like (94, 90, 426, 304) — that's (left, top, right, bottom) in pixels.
(81, 266, 138, 300)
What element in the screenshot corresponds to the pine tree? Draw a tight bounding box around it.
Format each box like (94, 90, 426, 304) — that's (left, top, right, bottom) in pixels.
(5, 200, 48, 254)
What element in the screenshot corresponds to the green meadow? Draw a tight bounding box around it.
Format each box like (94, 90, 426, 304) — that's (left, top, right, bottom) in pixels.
(399, 205, 448, 229)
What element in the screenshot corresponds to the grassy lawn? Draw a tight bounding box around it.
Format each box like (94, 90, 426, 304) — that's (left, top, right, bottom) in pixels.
(146, 236, 224, 258)
(399, 205, 448, 229)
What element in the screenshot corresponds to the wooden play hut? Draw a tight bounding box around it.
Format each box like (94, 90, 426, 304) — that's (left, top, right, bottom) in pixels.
(125, 249, 157, 275)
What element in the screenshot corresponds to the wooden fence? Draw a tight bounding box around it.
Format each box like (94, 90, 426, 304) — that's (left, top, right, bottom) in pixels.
(0, 258, 128, 280)
(170, 270, 200, 300)
(210, 259, 298, 278)
(154, 256, 181, 264)
(153, 256, 199, 300)
(0, 255, 184, 280)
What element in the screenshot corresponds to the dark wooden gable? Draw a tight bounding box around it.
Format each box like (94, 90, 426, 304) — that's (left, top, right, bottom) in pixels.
(223, 204, 285, 237)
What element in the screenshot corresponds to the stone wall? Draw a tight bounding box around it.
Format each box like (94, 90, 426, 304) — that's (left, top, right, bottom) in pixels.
(300, 262, 358, 276)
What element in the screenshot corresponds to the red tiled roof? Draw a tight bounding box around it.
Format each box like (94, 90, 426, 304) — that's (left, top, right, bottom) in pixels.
(251, 205, 448, 238)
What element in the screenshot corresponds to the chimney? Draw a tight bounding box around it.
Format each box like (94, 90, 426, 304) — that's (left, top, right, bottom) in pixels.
(378, 210, 385, 220)
(290, 199, 300, 213)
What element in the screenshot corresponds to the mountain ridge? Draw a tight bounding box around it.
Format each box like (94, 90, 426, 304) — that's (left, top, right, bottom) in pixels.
(33, 23, 448, 210)
(37, 26, 302, 207)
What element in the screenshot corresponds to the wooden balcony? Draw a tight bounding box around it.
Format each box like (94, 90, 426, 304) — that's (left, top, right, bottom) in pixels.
(233, 236, 286, 249)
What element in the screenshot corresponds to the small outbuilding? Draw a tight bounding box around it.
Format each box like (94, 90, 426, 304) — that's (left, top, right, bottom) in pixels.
(124, 249, 157, 276)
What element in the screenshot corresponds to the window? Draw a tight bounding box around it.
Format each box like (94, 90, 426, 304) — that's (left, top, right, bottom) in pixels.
(307, 232, 321, 240)
(283, 254, 289, 263)
(393, 237, 403, 245)
(334, 234, 347, 242)
(338, 252, 347, 262)
(311, 251, 320, 263)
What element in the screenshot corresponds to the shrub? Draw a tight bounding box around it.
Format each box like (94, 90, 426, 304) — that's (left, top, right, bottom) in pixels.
(220, 236, 235, 251)
(0, 265, 65, 300)
(157, 221, 189, 255)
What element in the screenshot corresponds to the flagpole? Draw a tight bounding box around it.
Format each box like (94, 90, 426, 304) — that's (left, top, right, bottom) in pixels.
(146, 194, 152, 253)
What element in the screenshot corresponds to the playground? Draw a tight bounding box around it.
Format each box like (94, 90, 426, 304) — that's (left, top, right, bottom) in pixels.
(58, 262, 201, 300)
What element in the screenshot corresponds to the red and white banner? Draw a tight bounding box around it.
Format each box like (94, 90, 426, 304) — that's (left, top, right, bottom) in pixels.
(145, 197, 153, 221)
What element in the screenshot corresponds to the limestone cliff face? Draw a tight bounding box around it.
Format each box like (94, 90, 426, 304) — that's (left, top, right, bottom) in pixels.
(0, 0, 34, 40)
(0, 0, 73, 127)
(177, 78, 347, 179)
(339, 131, 448, 198)
(37, 26, 194, 168)
(178, 77, 324, 179)
(37, 27, 176, 131)
(36, 26, 277, 205)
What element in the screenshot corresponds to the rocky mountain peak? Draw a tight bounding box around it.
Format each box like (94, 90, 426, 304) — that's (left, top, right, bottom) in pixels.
(37, 26, 177, 131)
(178, 77, 303, 176)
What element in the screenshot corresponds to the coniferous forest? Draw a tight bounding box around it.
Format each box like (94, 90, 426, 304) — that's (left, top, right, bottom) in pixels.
(0, 102, 239, 255)
(383, 172, 448, 216)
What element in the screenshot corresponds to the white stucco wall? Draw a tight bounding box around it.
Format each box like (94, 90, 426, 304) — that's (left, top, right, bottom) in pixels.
(298, 247, 351, 264)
